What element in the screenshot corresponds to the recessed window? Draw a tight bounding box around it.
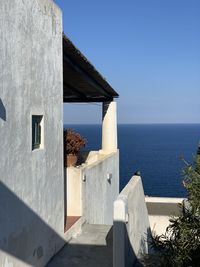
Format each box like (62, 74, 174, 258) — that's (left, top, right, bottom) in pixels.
(32, 115, 43, 150)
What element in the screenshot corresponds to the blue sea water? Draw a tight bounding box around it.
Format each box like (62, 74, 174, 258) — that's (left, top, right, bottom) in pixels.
(65, 124, 200, 197)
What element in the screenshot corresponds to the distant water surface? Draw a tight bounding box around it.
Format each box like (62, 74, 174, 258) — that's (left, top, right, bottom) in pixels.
(64, 124, 200, 197)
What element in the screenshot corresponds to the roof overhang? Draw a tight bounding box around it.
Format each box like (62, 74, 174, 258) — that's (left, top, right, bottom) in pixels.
(63, 34, 119, 103)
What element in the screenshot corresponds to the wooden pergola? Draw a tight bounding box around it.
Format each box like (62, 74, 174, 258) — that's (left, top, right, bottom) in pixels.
(63, 34, 119, 103)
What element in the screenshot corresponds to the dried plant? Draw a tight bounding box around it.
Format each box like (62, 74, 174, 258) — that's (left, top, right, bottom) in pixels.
(64, 128, 87, 155)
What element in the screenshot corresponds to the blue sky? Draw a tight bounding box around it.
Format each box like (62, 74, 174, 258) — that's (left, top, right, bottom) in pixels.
(55, 0, 200, 124)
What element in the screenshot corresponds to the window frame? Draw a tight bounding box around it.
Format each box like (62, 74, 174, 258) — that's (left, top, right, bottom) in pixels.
(32, 115, 43, 150)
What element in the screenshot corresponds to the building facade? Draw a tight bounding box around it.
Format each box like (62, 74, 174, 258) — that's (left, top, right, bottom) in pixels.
(0, 0, 119, 266)
(0, 0, 64, 265)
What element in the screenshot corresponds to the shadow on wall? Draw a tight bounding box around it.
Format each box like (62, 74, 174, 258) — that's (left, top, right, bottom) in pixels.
(0, 98, 6, 121)
(0, 181, 65, 266)
(113, 221, 152, 267)
(77, 151, 90, 166)
(47, 226, 113, 267)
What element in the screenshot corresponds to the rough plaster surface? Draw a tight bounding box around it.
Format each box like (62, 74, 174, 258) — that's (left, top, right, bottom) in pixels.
(113, 176, 150, 267)
(82, 151, 119, 225)
(66, 151, 119, 225)
(0, 0, 64, 266)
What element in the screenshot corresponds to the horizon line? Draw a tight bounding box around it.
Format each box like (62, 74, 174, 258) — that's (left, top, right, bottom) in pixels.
(64, 122, 200, 125)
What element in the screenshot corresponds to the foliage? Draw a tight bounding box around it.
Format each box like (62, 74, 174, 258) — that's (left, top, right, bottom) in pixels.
(64, 128, 87, 155)
(148, 143, 200, 267)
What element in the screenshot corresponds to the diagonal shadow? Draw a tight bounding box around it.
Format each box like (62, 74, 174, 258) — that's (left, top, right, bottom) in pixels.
(113, 220, 152, 267)
(0, 98, 6, 121)
(47, 242, 113, 267)
(0, 181, 66, 266)
(47, 226, 113, 267)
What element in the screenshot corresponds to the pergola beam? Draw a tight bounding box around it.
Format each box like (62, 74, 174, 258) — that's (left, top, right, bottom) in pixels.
(64, 82, 88, 100)
(63, 55, 112, 100)
(63, 97, 113, 103)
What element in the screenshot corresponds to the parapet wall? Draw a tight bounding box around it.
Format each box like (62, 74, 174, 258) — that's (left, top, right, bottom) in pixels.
(66, 151, 119, 225)
(145, 197, 184, 236)
(83, 151, 119, 225)
(113, 176, 150, 267)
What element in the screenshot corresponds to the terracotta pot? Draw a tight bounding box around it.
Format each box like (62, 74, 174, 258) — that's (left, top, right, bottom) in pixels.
(66, 154, 78, 167)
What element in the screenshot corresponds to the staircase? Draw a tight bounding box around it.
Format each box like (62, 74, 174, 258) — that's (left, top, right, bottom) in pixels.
(47, 224, 113, 267)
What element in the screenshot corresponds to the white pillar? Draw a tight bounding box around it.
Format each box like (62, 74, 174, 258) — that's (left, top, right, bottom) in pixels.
(100, 101, 118, 154)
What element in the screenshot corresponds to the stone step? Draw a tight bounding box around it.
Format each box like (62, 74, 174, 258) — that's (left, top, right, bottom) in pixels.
(47, 224, 113, 267)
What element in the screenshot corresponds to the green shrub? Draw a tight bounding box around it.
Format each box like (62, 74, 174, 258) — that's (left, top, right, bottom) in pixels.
(148, 143, 200, 267)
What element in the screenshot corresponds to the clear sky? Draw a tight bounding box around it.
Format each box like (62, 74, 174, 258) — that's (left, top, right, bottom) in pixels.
(55, 0, 200, 124)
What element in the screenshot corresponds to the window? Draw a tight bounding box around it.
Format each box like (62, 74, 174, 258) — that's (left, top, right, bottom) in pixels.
(32, 115, 43, 150)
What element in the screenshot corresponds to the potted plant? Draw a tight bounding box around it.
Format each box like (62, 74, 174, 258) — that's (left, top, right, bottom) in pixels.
(64, 128, 87, 167)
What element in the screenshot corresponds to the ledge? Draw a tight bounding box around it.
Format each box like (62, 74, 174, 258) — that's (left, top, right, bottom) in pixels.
(145, 197, 185, 236)
(67, 150, 119, 170)
(145, 197, 185, 216)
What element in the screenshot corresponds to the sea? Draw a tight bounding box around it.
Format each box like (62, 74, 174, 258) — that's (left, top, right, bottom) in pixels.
(64, 124, 200, 198)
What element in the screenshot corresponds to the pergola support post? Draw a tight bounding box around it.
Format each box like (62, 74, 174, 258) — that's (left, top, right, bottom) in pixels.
(100, 101, 118, 154)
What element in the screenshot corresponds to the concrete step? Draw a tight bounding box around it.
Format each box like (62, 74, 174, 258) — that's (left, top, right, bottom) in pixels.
(47, 224, 113, 267)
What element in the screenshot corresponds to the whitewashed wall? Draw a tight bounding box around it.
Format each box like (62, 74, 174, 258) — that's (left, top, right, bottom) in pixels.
(113, 176, 150, 267)
(66, 151, 119, 225)
(0, 0, 64, 266)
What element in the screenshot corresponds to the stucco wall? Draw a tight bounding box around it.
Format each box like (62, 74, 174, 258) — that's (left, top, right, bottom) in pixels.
(113, 176, 150, 267)
(82, 151, 119, 225)
(66, 151, 119, 225)
(0, 0, 64, 266)
(66, 167, 82, 217)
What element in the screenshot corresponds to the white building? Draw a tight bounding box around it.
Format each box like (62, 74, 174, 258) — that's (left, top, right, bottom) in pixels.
(0, 0, 184, 266)
(0, 0, 119, 266)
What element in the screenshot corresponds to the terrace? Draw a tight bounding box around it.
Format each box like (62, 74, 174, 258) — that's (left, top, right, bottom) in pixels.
(52, 35, 185, 266)
(62, 34, 119, 232)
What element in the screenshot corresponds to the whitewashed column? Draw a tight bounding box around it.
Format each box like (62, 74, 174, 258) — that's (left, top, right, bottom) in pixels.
(100, 101, 118, 153)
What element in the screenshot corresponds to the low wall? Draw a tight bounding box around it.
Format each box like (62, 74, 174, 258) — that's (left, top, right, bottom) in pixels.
(66, 151, 119, 225)
(82, 151, 119, 225)
(66, 168, 82, 216)
(113, 176, 150, 267)
(145, 197, 184, 236)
